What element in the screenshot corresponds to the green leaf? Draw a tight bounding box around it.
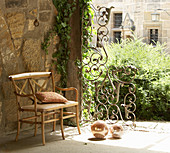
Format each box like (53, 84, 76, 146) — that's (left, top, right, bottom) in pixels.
(61, 22, 67, 28)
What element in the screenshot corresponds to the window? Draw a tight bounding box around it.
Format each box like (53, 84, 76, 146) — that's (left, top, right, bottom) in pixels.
(114, 13, 122, 28)
(112, 13, 122, 43)
(150, 29, 158, 45)
(114, 32, 121, 43)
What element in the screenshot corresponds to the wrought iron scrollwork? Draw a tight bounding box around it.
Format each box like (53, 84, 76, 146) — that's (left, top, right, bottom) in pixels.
(81, 4, 137, 127)
(82, 46, 108, 81)
(93, 5, 114, 47)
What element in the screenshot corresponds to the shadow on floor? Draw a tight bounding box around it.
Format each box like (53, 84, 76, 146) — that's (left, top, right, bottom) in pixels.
(0, 122, 170, 153)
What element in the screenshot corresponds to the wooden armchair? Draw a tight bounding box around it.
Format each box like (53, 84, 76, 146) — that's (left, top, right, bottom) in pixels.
(9, 71, 81, 145)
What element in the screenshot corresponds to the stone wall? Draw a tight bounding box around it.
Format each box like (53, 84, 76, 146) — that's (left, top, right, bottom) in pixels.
(0, 0, 59, 133)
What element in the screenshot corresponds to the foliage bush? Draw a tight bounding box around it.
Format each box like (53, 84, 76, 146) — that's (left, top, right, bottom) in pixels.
(105, 37, 170, 121)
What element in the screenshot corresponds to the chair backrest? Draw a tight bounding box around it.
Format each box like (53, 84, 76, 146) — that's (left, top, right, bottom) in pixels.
(9, 71, 55, 108)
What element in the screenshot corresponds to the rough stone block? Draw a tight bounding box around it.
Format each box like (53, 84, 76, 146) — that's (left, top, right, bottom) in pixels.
(13, 39, 22, 50)
(0, 30, 12, 45)
(6, 12, 25, 39)
(4, 122, 17, 132)
(2, 99, 18, 132)
(163, 21, 170, 29)
(39, 12, 51, 22)
(162, 30, 167, 37)
(22, 39, 43, 71)
(0, 102, 2, 124)
(2, 81, 16, 99)
(0, 31, 10, 47)
(5, 106, 17, 122)
(28, 19, 35, 31)
(161, 38, 167, 44)
(28, 0, 38, 8)
(0, 66, 2, 77)
(162, 3, 170, 9)
(0, 19, 18, 74)
(0, 45, 18, 74)
(144, 12, 151, 20)
(146, 0, 160, 2)
(0, 9, 8, 34)
(147, 4, 160, 11)
(166, 42, 170, 54)
(39, 0, 52, 11)
(166, 30, 170, 37)
(29, 9, 38, 18)
(160, 12, 170, 21)
(0, 16, 8, 33)
(5, 0, 27, 8)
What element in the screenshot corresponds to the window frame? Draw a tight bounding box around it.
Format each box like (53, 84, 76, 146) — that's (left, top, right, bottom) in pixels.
(149, 29, 158, 45)
(111, 12, 123, 43)
(114, 13, 122, 28)
(143, 23, 162, 45)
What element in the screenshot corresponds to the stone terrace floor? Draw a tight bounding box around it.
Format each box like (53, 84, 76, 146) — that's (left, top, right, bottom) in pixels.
(0, 121, 170, 153)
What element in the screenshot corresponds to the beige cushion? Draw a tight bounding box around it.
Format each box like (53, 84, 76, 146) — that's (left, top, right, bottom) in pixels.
(35, 92, 68, 103)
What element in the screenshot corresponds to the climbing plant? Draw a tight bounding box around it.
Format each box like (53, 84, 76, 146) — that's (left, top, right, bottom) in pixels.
(79, 0, 93, 49)
(42, 0, 76, 87)
(52, 0, 76, 87)
(42, 0, 92, 87)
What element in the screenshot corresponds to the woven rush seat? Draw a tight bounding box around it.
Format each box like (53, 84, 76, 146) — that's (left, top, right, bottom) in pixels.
(21, 101, 78, 112)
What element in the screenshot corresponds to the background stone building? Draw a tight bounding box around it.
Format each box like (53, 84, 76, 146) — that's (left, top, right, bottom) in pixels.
(93, 0, 170, 53)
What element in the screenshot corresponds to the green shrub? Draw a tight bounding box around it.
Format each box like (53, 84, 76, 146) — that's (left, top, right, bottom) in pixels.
(105, 37, 170, 121)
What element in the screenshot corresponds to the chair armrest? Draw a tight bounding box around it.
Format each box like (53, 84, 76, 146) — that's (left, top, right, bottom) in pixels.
(14, 91, 34, 98)
(55, 86, 78, 101)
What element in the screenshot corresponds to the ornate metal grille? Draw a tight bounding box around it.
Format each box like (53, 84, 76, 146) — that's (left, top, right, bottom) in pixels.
(81, 4, 137, 127)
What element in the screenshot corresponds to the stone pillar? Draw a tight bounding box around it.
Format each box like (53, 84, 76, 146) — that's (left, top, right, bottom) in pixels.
(66, 0, 82, 120)
(0, 102, 2, 128)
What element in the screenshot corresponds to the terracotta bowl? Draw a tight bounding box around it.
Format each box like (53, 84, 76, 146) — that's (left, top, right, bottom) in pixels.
(91, 120, 109, 138)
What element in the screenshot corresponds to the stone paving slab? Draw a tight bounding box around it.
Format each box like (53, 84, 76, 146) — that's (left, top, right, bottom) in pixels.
(0, 121, 170, 153)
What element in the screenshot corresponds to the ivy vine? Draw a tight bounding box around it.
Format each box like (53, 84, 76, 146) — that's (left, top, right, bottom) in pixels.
(41, 0, 92, 87)
(52, 0, 78, 87)
(79, 0, 92, 52)
(41, 29, 56, 55)
(75, 0, 93, 74)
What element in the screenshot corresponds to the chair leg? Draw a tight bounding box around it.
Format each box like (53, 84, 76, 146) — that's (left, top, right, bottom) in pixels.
(60, 108, 65, 140)
(53, 110, 56, 131)
(76, 105, 81, 134)
(16, 111, 21, 141)
(34, 118, 37, 136)
(16, 121, 20, 141)
(41, 112, 45, 145)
